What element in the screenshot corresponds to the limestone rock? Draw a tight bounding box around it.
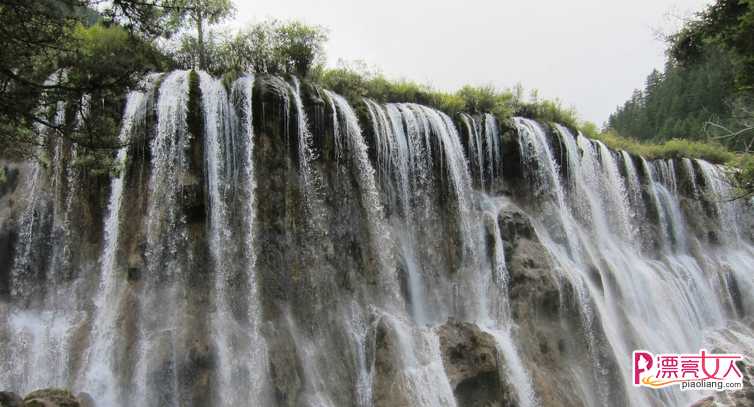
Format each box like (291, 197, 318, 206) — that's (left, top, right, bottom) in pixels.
(75, 393, 94, 407)
(265, 323, 303, 407)
(437, 320, 514, 407)
(23, 389, 80, 407)
(436, 320, 499, 388)
(0, 391, 22, 407)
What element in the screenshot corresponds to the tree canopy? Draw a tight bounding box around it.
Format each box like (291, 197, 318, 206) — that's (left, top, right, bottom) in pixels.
(607, 0, 754, 197)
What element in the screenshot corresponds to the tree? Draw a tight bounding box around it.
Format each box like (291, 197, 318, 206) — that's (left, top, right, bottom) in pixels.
(0, 0, 173, 160)
(171, 19, 329, 78)
(274, 21, 328, 77)
(608, 0, 754, 198)
(169, 0, 234, 70)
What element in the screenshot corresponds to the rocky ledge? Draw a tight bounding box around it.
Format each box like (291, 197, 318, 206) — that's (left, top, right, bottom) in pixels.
(0, 389, 94, 407)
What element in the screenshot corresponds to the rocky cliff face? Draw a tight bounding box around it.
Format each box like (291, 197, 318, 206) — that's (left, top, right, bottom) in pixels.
(0, 72, 753, 407)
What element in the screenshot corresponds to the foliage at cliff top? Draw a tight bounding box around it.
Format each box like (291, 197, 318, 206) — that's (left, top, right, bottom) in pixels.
(1, 0, 750, 197)
(584, 128, 753, 198)
(585, 128, 734, 163)
(313, 61, 581, 129)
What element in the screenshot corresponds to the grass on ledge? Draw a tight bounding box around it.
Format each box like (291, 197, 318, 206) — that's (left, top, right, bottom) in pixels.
(583, 129, 738, 164)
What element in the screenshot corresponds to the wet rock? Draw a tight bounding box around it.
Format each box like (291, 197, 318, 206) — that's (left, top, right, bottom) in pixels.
(436, 320, 498, 388)
(494, 205, 623, 407)
(75, 393, 94, 407)
(0, 165, 19, 200)
(372, 317, 404, 407)
(717, 360, 754, 407)
(496, 206, 535, 265)
(690, 396, 715, 407)
(22, 389, 80, 407)
(372, 315, 459, 407)
(437, 320, 513, 407)
(0, 227, 16, 298)
(498, 207, 560, 319)
(265, 323, 303, 407)
(180, 175, 206, 223)
(0, 391, 22, 407)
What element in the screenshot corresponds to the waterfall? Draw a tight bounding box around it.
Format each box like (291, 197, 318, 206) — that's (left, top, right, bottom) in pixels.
(696, 159, 741, 243)
(513, 117, 750, 406)
(2, 72, 753, 407)
(133, 70, 191, 407)
(229, 74, 271, 403)
(78, 77, 155, 405)
(2, 76, 78, 394)
(460, 113, 501, 190)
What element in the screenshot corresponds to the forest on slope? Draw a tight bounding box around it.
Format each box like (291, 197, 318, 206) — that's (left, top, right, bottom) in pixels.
(607, 0, 754, 156)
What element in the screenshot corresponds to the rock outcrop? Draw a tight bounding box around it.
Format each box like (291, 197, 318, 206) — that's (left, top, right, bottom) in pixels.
(0, 392, 22, 407)
(22, 389, 81, 407)
(437, 320, 514, 407)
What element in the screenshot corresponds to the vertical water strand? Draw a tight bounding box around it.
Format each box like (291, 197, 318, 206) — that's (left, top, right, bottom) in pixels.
(621, 151, 643, 209)
(481, 327, 540, 407)
(553, 129, 615, 406)
(696, 159, 741, 244)
(640, 157, 671, 250)
(655, 182, 689, 252)
(133, 70, 190, 407)
(681, 158, 700, 198)
(431, 106, 475, 247)
(9, 77, 66, 299)
(620, 151, 644, 240)
(435, 107, 489, 318)
(574, 135, 612, 237)
(289, 77, 323, 223)
(198, 71, 241, 406)
(325, 89, 394, 407)
(515, 118, 578, 257)
(595, 140, 634, 242)
(325, 91, 391, 277)
(0, 71, 65, 392)
(482, 199, 510, 322)
(397, 104, 479, 318)
(365, 101, 429, 323)
(648, 159, 686, 252)
(554, 126, 604, 233)
(22, 98, 77, 392)
(484, 113, 501, 186)
(230, 74, 272, 404)
(460, 113, 485, 188)
(79, 81, 153, 405)
(49, 97, 70, 282)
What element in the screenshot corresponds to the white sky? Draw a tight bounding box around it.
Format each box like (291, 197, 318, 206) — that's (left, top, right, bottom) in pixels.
(230, 0, 711, 125)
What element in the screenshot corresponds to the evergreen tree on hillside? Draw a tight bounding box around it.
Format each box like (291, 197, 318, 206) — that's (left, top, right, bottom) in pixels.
(608, 0, 754, 153)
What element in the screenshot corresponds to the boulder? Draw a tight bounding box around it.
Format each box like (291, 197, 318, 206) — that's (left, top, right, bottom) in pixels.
(437, 320, 514, 407)
(22, 389, 80, 407)
(75, 393, 94, 407)
(436, 320, 499, 388)
(0, 392, 22, 407)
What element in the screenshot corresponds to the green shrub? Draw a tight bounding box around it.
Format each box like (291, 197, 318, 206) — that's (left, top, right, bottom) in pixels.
(313, 62, 575, 128)
(591, 130, 736, 164)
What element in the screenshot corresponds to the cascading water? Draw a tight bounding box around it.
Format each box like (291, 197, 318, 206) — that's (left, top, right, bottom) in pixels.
(1, 72, 752, 407)
(78, 77, 155, 405)
(514, 118, 753, 407)
(460, 113, 501, 190)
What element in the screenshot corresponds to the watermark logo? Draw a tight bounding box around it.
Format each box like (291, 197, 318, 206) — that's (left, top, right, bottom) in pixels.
(633, 350, 745, 391)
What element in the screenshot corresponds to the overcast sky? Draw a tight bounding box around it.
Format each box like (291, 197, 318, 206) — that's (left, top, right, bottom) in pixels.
(231, 0, 711, 125)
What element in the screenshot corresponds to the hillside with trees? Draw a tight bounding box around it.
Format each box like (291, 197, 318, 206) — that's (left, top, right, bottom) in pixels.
(607, 0, 754, 154)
